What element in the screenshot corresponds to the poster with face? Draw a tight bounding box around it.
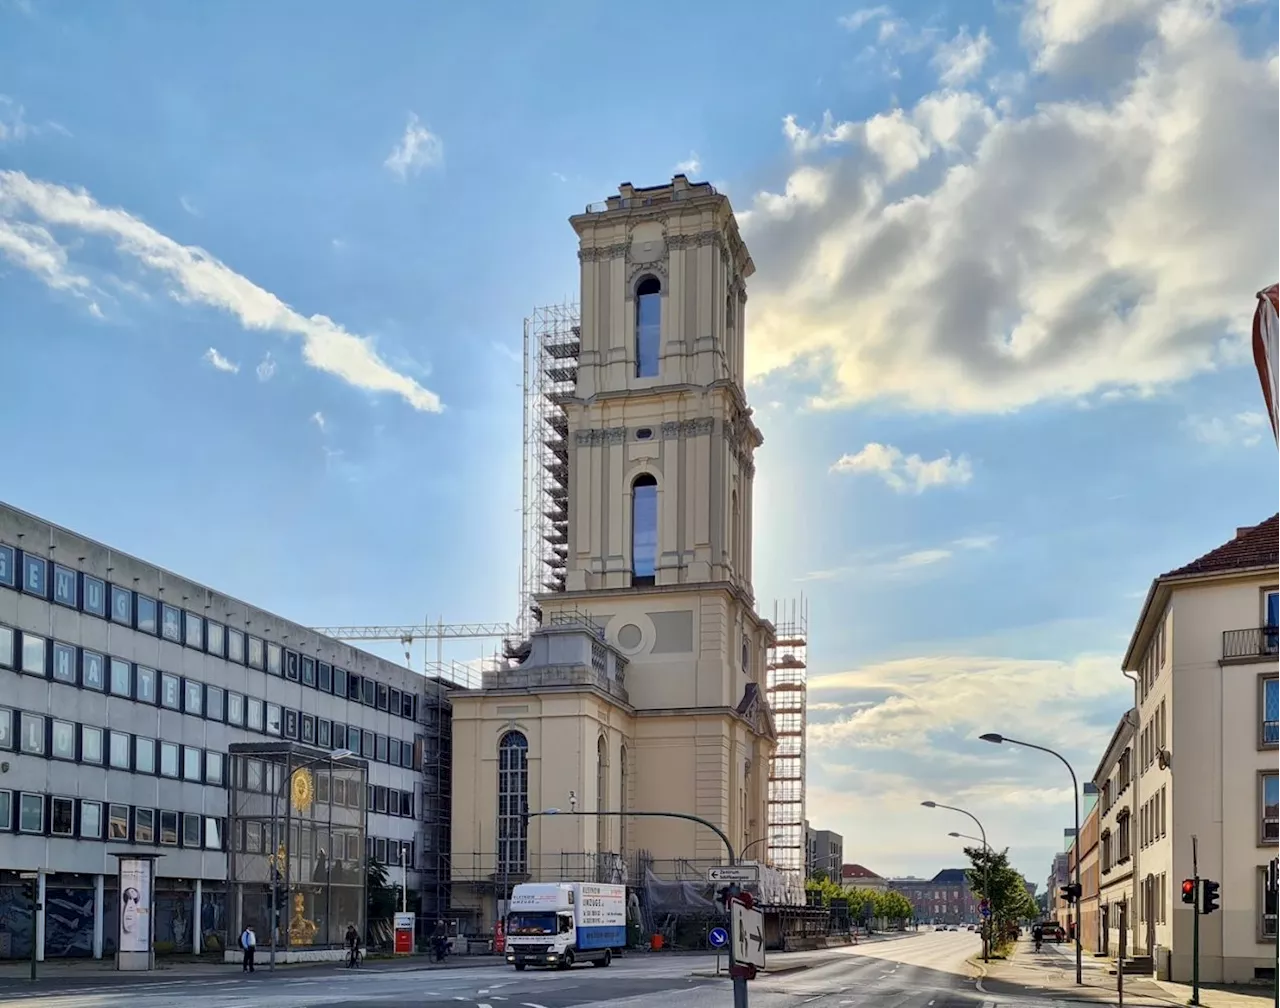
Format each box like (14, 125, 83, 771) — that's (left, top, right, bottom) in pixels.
(118, 859, 151, 953)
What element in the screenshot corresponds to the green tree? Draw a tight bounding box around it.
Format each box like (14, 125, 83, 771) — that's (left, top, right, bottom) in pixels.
(874, 889, 914, 924)
(366, 856, 397, 923)
(804, 874, 844, 907)
(962, 846, 1038, 952)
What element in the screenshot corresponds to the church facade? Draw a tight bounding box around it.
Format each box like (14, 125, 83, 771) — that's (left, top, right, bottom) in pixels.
(448, 176, 776, 928)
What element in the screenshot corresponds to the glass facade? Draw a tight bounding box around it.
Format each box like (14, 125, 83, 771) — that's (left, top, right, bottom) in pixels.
(228, 743, 367, 951)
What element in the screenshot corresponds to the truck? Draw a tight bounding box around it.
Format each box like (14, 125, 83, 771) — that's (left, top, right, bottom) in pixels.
(504, 882, 626, 970)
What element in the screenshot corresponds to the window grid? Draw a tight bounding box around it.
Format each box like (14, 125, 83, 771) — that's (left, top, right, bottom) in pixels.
(497, 731, 529, 874)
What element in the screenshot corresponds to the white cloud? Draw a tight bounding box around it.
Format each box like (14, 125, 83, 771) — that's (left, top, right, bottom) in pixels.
(384, 113, 444, 180)
(1184, 410, 1268, 447)
(674, 152, 702, 175)
(179, 196, 201, 217)
(310, 410, 327, 432)
(0, 96, 29, 142)
(742, 1, 1278, 414)
(255, 352, 277, 382)
(838, 5, 892, 32)
(203, 347, 239, 373)
(807, 652, 1126, 753)
(797, 533, 995, 581)
(831, 442, 974, 493)
(933, 27, 994, 86)
(0, 171, 443, 412)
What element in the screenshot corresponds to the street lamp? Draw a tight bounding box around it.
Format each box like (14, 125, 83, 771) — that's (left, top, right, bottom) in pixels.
(980, 732, 1082, 986)
(267, 747, 355, 972)
(922, 801, 990, 962)
(531, 808, 751, 1008)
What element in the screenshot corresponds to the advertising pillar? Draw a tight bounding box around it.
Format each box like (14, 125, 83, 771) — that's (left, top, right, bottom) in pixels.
(111, 853, 162, 972)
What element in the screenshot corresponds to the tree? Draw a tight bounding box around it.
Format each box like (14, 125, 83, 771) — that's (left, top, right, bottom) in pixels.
(804, 874, 844, 907)
(366, 856, 397, 922)
(962, 846, 1039, 950)
(873, 889, 914, 924)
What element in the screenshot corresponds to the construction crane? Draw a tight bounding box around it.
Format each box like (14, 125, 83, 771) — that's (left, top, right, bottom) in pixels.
(310, 619, 517, 687)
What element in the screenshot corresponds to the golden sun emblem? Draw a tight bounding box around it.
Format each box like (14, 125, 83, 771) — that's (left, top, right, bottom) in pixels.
(290, 767, 315, 813)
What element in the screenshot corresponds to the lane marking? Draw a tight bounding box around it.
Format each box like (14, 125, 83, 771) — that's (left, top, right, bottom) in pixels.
(520, 1003, 549, 1008)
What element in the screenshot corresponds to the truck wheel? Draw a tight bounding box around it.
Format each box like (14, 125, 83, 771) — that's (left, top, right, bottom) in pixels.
(592, 950, 612, 967)
(557, 951, 574, 970)
(513, 964, 526, 971)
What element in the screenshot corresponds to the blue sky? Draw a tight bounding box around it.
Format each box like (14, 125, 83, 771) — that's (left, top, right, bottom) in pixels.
(1, 0, 1276, 886)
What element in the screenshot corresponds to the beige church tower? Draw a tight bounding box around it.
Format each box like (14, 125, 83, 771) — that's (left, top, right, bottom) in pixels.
(448, 176, 776, 928)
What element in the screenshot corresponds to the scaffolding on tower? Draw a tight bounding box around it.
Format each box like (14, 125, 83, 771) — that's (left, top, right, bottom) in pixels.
(766, 597, 808, 885)
(519, 303, 581, 638)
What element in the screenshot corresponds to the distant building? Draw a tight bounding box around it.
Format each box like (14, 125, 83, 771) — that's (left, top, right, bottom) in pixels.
(804, 821, 843, 878)
(889, 869, 980, 924)
(840, 863, 888, 892)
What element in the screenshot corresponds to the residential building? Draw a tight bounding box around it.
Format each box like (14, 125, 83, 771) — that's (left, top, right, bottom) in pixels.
(805, 822, 843, 878)
(1094, 708, 1138, 958)
(0, 502, 450, 960)
(1048, 848, 1071, 929)
(889, 869, 980, 924)
(1068, 799, 1101, 953)
(1116, 515, 1278, 983)
(447, 176, 778, 930)
(840, 863, 888, 893)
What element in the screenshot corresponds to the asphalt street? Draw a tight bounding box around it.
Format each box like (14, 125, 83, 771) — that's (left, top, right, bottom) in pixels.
(0, 931, 1058, 1008)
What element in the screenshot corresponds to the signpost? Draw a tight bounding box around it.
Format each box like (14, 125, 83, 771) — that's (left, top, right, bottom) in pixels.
(708, 865, 760, 884)
(732, 900, 767, 971)
(709, 925, 729, 975)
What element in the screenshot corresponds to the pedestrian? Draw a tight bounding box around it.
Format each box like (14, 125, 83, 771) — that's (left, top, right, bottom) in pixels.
(432, 920, 448, 962)
(344, 922, 360, 968)
(240, 925, 256, 972)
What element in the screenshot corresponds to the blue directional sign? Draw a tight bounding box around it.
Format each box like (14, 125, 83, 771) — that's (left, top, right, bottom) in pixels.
(980, 904, 992, 918)
(708, 926, 729, 948)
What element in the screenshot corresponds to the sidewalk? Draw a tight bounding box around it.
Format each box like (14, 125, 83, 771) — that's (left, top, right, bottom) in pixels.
(0, 950, 503, 982)
(976, 938, 1274, 1008)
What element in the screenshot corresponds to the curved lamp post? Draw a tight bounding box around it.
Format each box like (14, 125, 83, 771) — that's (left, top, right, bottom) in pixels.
(980, 732, 1082, 986)
(922, 801, 990, 962)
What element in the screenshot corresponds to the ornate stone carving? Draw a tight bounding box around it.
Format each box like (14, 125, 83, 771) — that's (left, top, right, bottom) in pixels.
(577, 242, 629, 263)
(660, 417, 715, 440)
(574, 426, 627, 446)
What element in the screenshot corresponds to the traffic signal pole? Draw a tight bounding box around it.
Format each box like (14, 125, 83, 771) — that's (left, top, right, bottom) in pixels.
(1191, 836, 1200, 1008)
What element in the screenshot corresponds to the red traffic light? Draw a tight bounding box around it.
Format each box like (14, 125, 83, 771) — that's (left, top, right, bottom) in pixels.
(1181, 879, 1196, 904)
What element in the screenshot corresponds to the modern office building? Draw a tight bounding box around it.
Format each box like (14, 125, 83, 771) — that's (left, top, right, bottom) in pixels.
(804, 822, 843, 878)
(0, 502, 450, 960)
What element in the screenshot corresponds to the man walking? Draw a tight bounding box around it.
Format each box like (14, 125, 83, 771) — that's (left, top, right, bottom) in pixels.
(240, 924, 256, 972)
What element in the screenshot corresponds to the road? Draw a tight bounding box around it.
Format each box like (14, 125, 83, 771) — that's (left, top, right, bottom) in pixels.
(0, 931, 1046, 1008)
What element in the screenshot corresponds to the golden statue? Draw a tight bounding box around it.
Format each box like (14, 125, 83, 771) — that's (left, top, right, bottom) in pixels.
(291, 767, 315, 814)
(287, 891, 317, 946)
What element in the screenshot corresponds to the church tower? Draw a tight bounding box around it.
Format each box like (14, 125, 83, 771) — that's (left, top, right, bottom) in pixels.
(448, 176, 776, 928)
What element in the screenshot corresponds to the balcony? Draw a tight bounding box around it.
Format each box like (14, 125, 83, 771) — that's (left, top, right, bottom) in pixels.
(1221, 626, 1279, 663)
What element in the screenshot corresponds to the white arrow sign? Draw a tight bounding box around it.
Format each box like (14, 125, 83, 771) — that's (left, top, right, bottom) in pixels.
(708, 865, 760, 883)
(731, 901, 766, 969)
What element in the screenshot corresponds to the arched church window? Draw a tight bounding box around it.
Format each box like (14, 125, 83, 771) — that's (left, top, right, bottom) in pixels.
(635, 276, 661, 378)
(497, 731, 528, 875)
(619, 744, 629, 855)
(596, 735, 608, 853)
(631, 474, 658, 587)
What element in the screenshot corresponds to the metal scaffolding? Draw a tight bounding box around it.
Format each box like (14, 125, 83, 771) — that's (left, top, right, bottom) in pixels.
(520, 303, 580, 636)
(766, 597, 808, 882)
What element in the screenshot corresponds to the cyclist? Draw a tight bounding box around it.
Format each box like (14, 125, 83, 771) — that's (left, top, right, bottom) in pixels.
(345, 923, 361, 968)
(1031, 922, 1043, 952)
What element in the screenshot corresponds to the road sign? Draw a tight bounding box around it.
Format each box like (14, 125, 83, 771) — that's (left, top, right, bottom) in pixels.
(732, 900, 766, 969)
(708, 865, 760, 883)
(708, 926, 729, 949)
(979, 899, 991, 919)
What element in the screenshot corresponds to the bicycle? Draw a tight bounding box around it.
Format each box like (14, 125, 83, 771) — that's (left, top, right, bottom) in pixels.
(346, 946, 362, 969)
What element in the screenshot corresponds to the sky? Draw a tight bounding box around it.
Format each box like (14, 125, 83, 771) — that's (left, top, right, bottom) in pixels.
(0, 0, 1277, 887)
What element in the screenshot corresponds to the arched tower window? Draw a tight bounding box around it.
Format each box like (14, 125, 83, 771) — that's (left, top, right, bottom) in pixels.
(731, 489, 741, 576)
(631, 474, 658, 587)
(497, 731, 528, 875)
(596, 735, 608, 854)
(635, 276, 661, 378)
(619, 744, 628, 855)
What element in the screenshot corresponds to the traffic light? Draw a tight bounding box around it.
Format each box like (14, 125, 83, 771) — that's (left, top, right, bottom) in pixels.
(1200, 880, 1220, 915)
(1060, 883, 1081, 905)
(1181, 878, 1197, 904)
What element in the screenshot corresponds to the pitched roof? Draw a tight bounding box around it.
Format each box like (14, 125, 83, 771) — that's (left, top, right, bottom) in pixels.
(1161, 514, 1279, 578)
(840, 863, 883, 880)
(931, 868, 969, 884)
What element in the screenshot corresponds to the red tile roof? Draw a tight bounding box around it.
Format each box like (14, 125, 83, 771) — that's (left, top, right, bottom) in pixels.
(840, 863, 883, 880)
(1162, 514, 1279, 578)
